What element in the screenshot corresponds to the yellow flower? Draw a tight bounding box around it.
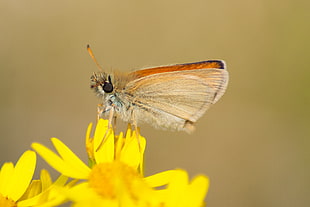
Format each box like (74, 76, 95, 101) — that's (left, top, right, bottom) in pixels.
(0, 150, 77, 207)
(145, 169, 209, 207)
(18, 169, 78, 207)
(0, 150, 36, 207)
(32, 119, 209, 206)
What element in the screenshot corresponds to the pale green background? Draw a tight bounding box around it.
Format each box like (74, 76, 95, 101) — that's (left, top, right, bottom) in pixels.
(1, 0, 309, 206)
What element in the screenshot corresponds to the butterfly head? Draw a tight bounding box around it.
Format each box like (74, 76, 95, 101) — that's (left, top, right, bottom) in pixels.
(90, 72, 114, 96)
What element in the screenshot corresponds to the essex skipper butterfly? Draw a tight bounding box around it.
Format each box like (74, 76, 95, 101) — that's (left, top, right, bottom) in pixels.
(88, 45, 229, 133)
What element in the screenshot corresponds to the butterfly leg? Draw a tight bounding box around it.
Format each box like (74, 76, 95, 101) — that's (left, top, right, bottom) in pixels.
(129, 110, 144, 174)
(96, 107, 114, 152)
(130, 110, 141, 150)
(96, 104, 104, 121)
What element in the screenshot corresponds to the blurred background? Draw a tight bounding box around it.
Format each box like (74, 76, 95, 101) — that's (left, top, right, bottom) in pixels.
(0, 0, 309, 206)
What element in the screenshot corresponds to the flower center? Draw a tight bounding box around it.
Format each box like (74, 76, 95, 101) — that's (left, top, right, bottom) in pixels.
(0, 194, 16, 207)
(88, 161, 144, 200)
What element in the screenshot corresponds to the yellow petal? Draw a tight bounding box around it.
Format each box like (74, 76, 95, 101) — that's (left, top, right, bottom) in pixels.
(66, 183, 98, 202)
(144, 170, 178, 187)
(120, 132, 145, 169)
(18, 175, 70, 207)
(138, 134, 146, 174)
(53, 174, 69, 187)
(115, 132, 124, 158)
(18, 188, 65, 207)
(85, 122, 93, 146)
(66, 183, 119, 207)
(19, 180, 42, 201)
(32, 142, 88, 179)
(40, 169, 52, 191)
(85, 122, 94, 160)
(0, 162, 14, 196)
(51, 138, 91, 176)
(185, 175, 209, 207)
(7, 150, 36, 201)
(165, 170, 188, 206)
(94, 120, 114, 163)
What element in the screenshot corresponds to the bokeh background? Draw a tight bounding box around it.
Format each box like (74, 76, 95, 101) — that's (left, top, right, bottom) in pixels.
(1, 0, 309, 206)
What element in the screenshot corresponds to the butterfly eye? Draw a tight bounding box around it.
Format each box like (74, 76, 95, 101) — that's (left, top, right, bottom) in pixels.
(102, 82, 113, 93)
(102, 75, 113, 93)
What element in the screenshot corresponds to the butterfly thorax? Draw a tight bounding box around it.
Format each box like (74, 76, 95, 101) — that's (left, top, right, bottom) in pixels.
(91, 72, 134, 122)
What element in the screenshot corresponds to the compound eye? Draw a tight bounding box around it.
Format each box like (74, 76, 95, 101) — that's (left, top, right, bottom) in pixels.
(102, 81, 113, 93)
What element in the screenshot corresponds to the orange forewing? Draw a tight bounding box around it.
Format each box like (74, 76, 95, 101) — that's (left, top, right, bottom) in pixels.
(132, 60, 225, 78)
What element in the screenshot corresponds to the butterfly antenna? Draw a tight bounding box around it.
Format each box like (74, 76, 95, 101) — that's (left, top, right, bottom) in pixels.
(87, 44, 104, 71)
